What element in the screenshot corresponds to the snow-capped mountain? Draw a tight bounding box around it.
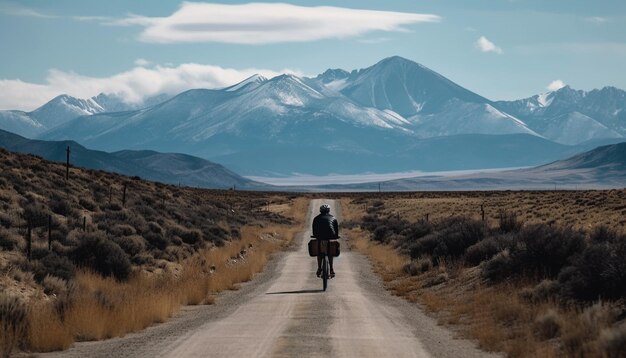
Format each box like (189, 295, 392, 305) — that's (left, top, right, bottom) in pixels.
(0, 93, 162, 138)
(30, 94, 108, 128)
(308, 56, 537, 137)
(495, 86, 626, 144)
(1, 55, 622, 175)
(42, 73, 415, 160)
(337, 56, 488, 116)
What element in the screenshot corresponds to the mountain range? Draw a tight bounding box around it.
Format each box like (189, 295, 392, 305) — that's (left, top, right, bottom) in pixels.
(1, 56, 625, 176)
(0, 129, 261, 189)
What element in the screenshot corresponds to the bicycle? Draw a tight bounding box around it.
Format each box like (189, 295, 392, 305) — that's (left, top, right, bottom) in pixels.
(310, 236, 339, 291)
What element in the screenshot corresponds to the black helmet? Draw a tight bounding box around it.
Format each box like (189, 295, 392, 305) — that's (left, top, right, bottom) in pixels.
(320, 204, 331, 214)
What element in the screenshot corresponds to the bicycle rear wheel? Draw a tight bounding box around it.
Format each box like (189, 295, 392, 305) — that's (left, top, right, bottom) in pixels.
(322, 256, 329, 291)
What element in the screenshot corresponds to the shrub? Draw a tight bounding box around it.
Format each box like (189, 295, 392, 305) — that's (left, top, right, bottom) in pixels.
(32, 252, 75, 282)
(589, 225, 619, 244)
(401, 221, 432, 240)
(145, 232, 168, 250)
(148, 221, 163, 235)
(0, 228, 18, 251)
(431, 218, 485, 262)
(78, 197, 98, 211)
(534, 309, 561, 340)
(599, 323, 626, 358)
(0, 294, 28, 357)
(424, 273, 449, 287)
(0, 212, 14, 229)
(481, 250, 514, 281)
(41, 275, 68, 295)
(168, 225, 202, 245)
(465, 236, 505, 266)
(71, 232, 131, 281)
(498, 210, 522, 233)
(404, 259, 431, 276)
(50, 198, 71, 216)
(373, 226, 389, 243)
(558, 237, 626, 301)
(513, 224, 586, 278)
(202, 225, 229, 244)
(112, 235, 146, 256)
(132, 253, 155, 266)
(22, 202, 49, 226)
(408, 234, 439, 259)
(109, 224, 136, 237)
(520, 279, 560, 303)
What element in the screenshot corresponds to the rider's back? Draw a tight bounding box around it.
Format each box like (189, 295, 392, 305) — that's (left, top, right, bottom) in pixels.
(312, 213, 338, 240)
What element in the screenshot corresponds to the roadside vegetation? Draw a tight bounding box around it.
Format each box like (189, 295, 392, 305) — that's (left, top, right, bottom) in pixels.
(342, 192, 626, 358)
(0, 148, 307, 355)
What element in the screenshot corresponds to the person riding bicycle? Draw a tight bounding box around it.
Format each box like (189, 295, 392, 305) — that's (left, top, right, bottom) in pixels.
(312, 204, 339, 278)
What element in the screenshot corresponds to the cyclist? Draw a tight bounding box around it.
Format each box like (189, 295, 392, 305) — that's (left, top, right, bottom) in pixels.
(312, 204, 339, 278)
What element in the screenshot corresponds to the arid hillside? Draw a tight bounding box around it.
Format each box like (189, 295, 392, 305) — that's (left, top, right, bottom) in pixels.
(0, 147, 306, 355)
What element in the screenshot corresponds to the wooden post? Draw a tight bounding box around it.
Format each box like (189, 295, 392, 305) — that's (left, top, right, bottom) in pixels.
(48, 214, 52, 250)
(27, 222, 32, 261)
(480, 204, 485, 222)
(122, 183, 127, 207)
(65, 146, 70, 180)
(82, 216, 86, 231)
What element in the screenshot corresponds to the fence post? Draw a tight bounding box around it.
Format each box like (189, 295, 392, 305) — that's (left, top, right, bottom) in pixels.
(480, 204, 485, 222)
(48, 214, 52, 250)
(122, 183, 127, 207)
(27, 222, 32, 261)
(83, 216, 86, 231)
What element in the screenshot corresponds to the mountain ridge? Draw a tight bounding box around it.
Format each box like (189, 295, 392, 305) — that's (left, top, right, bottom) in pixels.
(0, 129, 262, 189)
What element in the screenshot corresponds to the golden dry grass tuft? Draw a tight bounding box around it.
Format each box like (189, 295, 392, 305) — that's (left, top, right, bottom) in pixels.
(18, 197, 309, 353)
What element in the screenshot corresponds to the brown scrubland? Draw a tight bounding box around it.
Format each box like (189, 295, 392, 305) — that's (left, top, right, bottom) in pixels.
(2, 145, 625, 358)
(0, 148, 307, 356)
(341, 191, 626, 358)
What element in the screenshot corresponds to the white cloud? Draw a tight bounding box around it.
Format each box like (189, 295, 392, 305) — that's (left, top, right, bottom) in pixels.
(475, 36, 503, 54)
(134, 58, 151, 67)
(0, 3, 56, 18)
(547, 79, 566, 91)
(584, 16, 609, 24)
(111, 2, 440, 44)
(0, 63, 301, 111)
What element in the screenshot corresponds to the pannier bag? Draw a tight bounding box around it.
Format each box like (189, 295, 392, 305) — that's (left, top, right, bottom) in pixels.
(308, 239, 340, 257)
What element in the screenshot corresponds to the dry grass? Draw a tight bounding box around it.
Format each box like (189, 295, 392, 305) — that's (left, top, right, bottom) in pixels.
(347, 228, 405, 282)
(342, 195, 625, 358)
(343, 190, 626, 231)
(24, 219, 305, 351)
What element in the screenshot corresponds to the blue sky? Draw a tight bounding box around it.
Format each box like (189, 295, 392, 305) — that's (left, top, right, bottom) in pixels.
(1, 0, 625, 110)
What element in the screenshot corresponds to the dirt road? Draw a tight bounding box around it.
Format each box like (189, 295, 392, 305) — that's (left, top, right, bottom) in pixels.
(46, 199, 498, 358)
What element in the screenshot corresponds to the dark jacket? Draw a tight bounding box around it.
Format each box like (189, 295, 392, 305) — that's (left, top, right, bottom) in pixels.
(312, 213, 339, 240)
